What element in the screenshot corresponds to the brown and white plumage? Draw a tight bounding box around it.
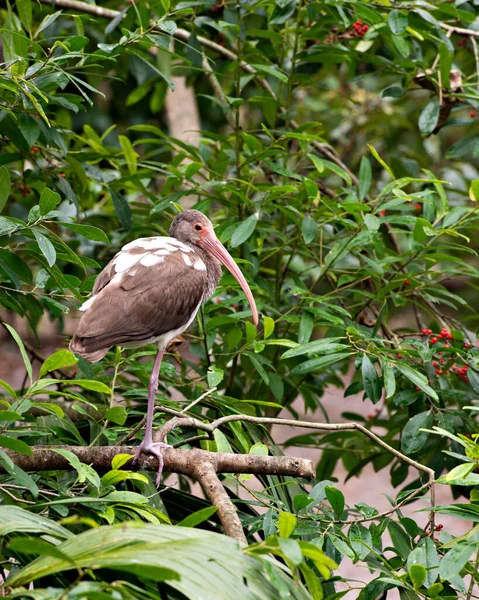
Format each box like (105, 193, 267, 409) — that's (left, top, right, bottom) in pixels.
(69, 209, 258, 486)
(70, 236, 220, 362)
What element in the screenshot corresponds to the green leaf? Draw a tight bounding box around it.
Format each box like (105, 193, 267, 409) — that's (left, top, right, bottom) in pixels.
(325, 486, 344, 518)
(401, 411, 433, 455)
(251, 64, 288, 84)
(418, 99, 440, 136)
(106, 406, 127, 426)
(277, 512, 296, 538)
(409, 563, 426, 589)
(111, 189, 132, 231)
(213, 429, 233, 453)
(368, 145, 394, 179)
(51, 449, 100, 489)
(207, 366, 224, 388)
(32, 228, 56, 267)
(396, 364, 438, 400)
(63, 379, 111, 394)
(290, 352, 354, 375)
(282, 337, 347, 359)
(329, 534, 355, 560)
(0, 378, 17, 398)
(359, 156, 372, 200)
(469, 180, 479, 203)
(0, 505, 71, 537)
(177, 506, 218, 528)
(263, 316, 275, 339)
(0, 450, 38, 497)
(119, 135, 139, 175)
(0, 434, 32, 456)
(388, 521, 411, 559)
(439, 543, 475, 582)
(8, 538, 74, 563)
(39, 187, 61, 216)
(298, 311, 314, 344)
(3, 323, 32, 384)
(279, 537, 303, 566)
(111, 454, 133, 470)
(230, 213, 259, 248)
(383, 363, 396, 399)
(388, 10, 408, 34)
(59, 222, 110, 244)
(301, 215, 317, 243)
(0, 410, 23, 421)
(39, 350, 78, 377)
(362, 354, 381, 404)
(419, 537, 439, 587)
(349, 523, 372, 560)
(101, 470, 148, 486)
(0, 166, 11, 214)
(364, 214, 380, 231)
(16, 0, 32, 31)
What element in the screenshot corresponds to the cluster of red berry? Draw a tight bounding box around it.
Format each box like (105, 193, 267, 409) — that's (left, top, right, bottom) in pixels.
(428, 327, 453, 346)
(450, 364, 469, 382)
(351, 20, 369, 37)
(458, 37, 473, 53)
(18, 184, 31, 198)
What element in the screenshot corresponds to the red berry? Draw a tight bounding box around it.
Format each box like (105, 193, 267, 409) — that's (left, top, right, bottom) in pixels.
(404, 280, 410, 286)
(444, 343, 451, 349)
(421, 328, 428, 335)
(464, 343, 470, 348)
(431, 337, 438, 344)
(471, 112, 476, 118)
(60, 173, 66, 178)
(415, 386, 421, 391)
(435, 369, 443, 375)
(439, 359, 444, 364)
(432, 361, 438, 367)
(415, 203, 422, 210)
(427, 329, 433, 335)
(367, 413, 374, 419)
(35, 114, 40, 119)
(379, 210, 386, 217)
(465, 377, 469, 383)
(397, 353, 403, 359)
(446, 333, 453, 340)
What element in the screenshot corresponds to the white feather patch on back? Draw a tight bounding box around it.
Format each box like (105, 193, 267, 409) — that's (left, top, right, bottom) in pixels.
(140, 254, 165, 267)
(123, 236, 192, 253)
(79, 295, 96, 312)
(194, 258, 206, 271)
(113, 252, 145, 273)
(182, 253, 192, 266)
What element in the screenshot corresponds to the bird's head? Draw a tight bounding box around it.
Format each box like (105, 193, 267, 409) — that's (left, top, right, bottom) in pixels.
(170, 209, 258, 326)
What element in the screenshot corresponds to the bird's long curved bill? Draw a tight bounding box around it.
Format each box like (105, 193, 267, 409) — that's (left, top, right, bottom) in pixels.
(202, 235, 259, 326)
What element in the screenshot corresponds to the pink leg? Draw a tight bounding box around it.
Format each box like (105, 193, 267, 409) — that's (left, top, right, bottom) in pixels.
(132, 348, 170, 487)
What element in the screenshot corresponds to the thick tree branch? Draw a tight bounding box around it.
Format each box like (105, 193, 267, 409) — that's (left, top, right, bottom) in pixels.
(2, 446, 314, 479)
(192, 461, 246, 543)
(2, 444, 313, 543)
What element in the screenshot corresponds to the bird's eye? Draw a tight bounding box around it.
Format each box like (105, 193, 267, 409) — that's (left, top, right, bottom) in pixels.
(195, 224, 203, 231)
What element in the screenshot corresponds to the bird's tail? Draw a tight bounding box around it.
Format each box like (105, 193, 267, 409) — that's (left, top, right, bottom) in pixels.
(69, 334, 109, 363)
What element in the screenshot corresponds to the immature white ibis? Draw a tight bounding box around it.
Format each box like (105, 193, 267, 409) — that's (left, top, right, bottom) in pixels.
(70, 209, 258, 484)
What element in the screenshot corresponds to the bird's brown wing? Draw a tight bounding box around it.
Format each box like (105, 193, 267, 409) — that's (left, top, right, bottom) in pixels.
(70, 241, 208, 361)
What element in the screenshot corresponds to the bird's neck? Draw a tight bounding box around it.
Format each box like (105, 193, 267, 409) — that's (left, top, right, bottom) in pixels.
(188, 242, 222, 299)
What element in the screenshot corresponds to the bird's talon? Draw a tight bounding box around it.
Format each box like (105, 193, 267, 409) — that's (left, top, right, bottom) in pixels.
(132, 442, 171, 488)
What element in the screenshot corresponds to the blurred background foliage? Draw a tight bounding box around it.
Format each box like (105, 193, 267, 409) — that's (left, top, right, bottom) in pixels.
(1, 0, 479, 598)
